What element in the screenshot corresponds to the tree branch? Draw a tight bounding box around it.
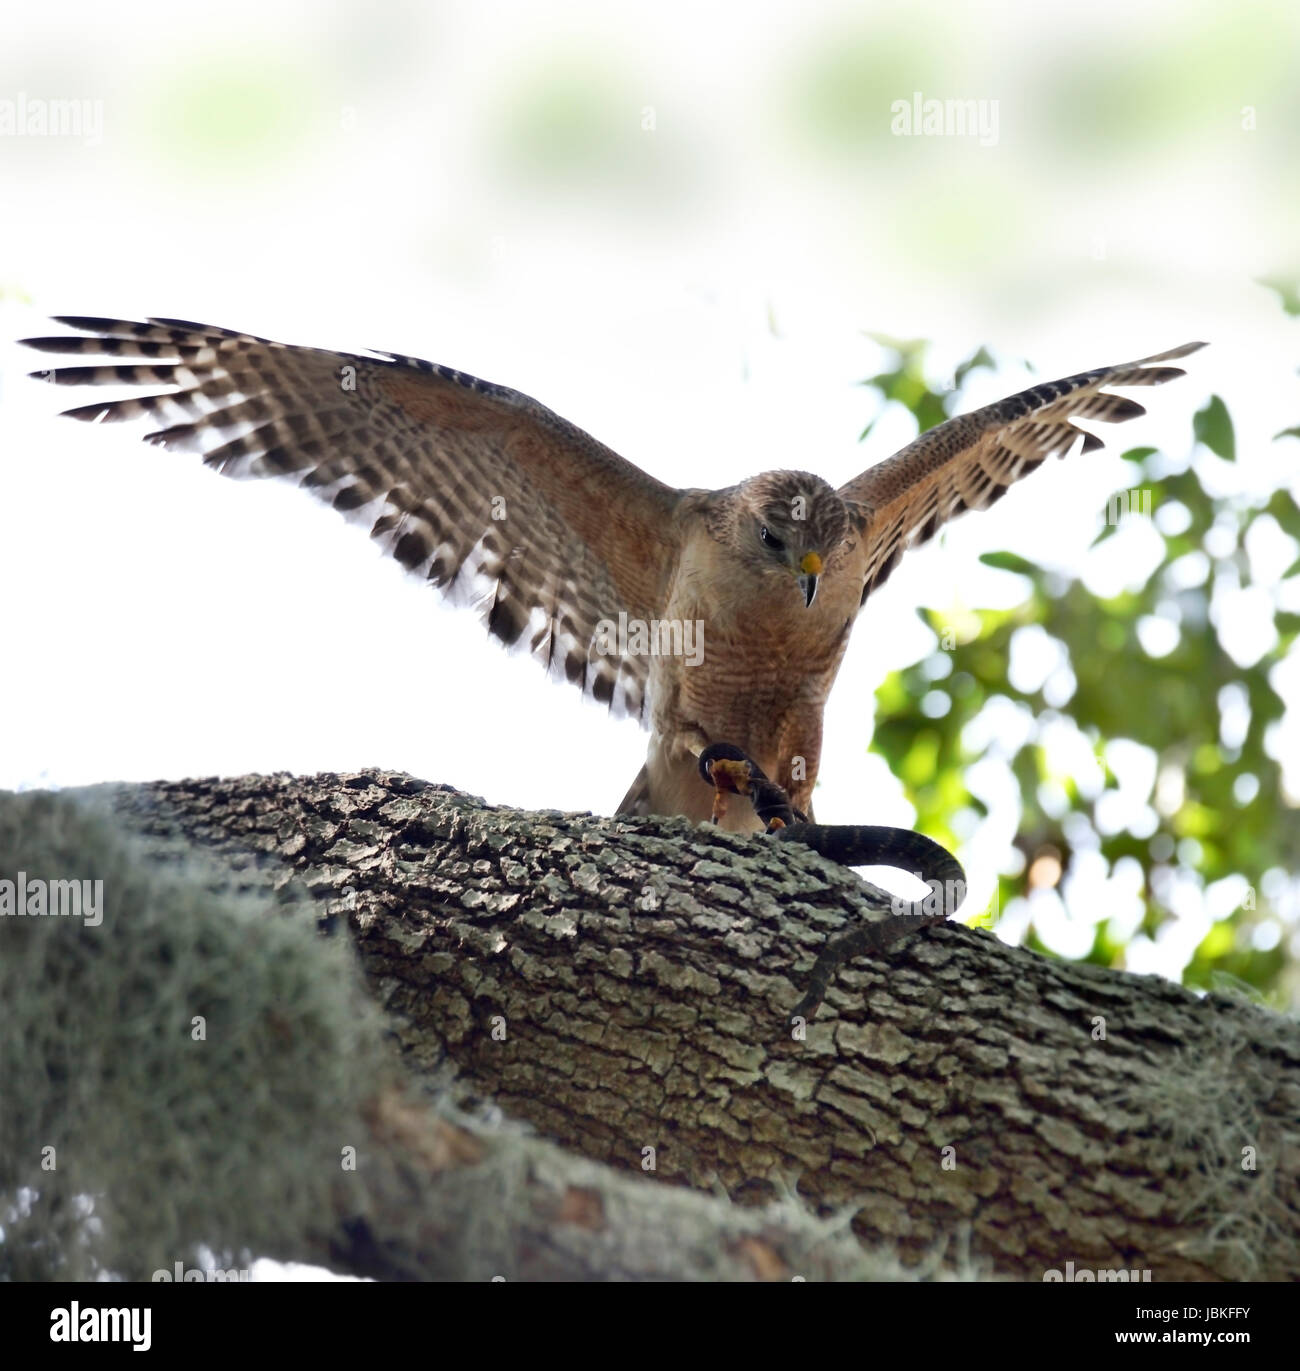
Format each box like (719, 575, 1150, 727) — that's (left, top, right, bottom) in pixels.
(5, 770, 1297, 1280)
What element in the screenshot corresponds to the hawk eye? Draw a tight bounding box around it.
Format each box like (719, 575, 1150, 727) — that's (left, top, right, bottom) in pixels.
(760, 525, 786, 553)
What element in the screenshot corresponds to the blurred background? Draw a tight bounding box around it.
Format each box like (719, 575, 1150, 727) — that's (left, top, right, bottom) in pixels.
(1, 0, 1297, 1010)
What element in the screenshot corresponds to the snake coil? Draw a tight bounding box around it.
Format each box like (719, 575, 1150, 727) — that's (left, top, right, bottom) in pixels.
(697, 743, 966, 1020)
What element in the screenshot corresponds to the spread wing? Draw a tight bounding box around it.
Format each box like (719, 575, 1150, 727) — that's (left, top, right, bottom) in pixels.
(23, 316, 684, 723)
(838, 342, 1206, 602)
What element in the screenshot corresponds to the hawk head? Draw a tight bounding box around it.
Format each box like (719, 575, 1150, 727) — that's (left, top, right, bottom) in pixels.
(728, 470, 850, 609)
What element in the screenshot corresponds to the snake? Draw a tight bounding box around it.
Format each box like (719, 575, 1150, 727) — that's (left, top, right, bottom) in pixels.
(697, 743, 966, 1020)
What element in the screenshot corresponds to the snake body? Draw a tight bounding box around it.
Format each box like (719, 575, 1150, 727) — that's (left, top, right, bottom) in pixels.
(697, 743, 966, 1019)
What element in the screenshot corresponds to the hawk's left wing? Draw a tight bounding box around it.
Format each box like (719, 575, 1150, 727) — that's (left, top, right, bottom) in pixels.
(838, 342, 1205, 603)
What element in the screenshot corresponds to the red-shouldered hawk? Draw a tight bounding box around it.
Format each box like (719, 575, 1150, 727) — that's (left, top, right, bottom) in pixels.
(22, 318, 1203, 829)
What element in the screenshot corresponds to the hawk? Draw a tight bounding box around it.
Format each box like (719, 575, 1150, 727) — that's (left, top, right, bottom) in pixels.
(22, 318, 1203, 831)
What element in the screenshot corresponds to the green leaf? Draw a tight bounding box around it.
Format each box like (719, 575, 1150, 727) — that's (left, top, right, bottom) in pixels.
(1193, 395, 1235, 461)
(979, 550, 1038, 575)
(953, 345, 996, 391)
(1274, 425, 1300, 443)
(1257, 276, 1300, 317)
(1266, 490, 1300, 538)
(1120, 445, 1158, 466)
(863, 331, 927, 357)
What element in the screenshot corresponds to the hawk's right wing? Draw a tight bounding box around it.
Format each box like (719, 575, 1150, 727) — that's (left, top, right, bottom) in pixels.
(838, 342, 1205, 603)
(23, 316, 685, 724)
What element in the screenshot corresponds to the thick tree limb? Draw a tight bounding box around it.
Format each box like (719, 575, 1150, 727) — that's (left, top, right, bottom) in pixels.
(86, 768, 1300, 1282)
(5, 784, 938, 1283)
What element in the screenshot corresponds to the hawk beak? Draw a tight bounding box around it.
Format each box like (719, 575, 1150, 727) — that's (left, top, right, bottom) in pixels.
(797, 552, 822, 608)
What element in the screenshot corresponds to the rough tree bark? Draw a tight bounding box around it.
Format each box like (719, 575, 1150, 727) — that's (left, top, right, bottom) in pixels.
(83, 769, 1300, 1280)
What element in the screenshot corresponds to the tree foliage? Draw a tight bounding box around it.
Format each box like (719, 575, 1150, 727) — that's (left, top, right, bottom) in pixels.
(861, 334, 1299, 1005)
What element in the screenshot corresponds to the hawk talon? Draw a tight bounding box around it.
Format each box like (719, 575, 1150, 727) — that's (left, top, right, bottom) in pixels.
(704, 754, 754, 824)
